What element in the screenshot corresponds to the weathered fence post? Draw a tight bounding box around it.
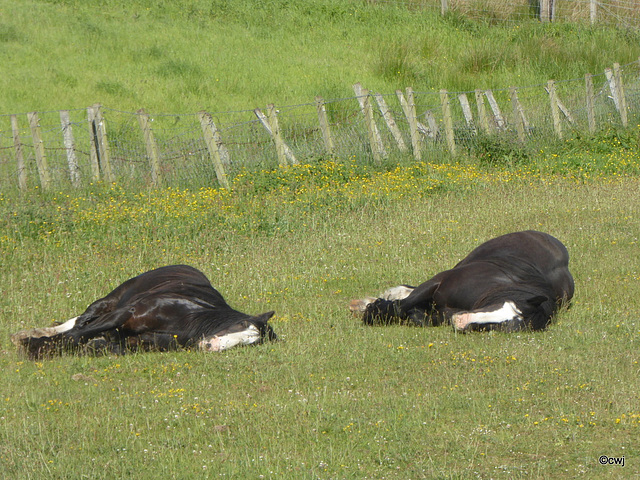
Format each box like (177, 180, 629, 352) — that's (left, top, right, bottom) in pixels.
(353, 83, 385, 163)
(441, 0, 448, 16)
(474, 89, 491, 134)
(613, 63, 628, 127)
(88, 104, 114, 182)
(137, 109, 162, 186)
(604, 67, 619, 112)
(485, 90, 506, 131)
(315, 96, 334, 156)
(539, 0, 555, 22)
(439, 89, 456, 156)
(198, 111, 230, 189)
(26, 112, 51, 190)
(86, 106, 101, 181)
(585, 73, 596, 134)
(254, 107, 298, 166)
(544, 82, 575, 126)
(373, 93, 408, 152)
(509, 87, 528, 143)
(268, 104, 288, 167)
(458, 93, 476, 134)
(60, 110, 81, 187)
(424, 111, 439, 139)
(11, 115, 27, 190)
(547, 80, 563, 139)
(396, 88, 421, 160)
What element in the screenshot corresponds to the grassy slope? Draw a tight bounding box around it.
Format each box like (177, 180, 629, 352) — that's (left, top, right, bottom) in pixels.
(1, 0, 640, 114)
(1, 168, 639, 478)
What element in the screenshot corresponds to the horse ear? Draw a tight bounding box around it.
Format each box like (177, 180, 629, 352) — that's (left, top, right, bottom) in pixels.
(257, 311, 276, 323)
(527, 295, 549, 307)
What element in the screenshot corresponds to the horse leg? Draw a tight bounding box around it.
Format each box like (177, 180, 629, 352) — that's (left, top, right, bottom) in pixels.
(451, 301, 524, 332)
(15, 307, 135, 359)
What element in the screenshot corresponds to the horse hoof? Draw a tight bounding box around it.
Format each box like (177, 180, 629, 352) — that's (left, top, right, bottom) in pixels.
(349, 297, 375, 314)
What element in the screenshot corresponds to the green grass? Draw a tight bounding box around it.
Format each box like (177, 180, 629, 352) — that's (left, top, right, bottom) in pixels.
(2, 1, 640, 477)
(1, 159, 639, 478)
(1, 0, 640, 114)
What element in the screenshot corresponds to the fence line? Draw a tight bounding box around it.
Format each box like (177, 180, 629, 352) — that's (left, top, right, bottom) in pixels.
(368, 1, 640, 28)
(1, 60, 639, 191)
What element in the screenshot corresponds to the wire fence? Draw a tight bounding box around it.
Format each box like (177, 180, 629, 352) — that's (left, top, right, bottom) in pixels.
(1, 59, 639, 191)
(369, 1, 640, 29)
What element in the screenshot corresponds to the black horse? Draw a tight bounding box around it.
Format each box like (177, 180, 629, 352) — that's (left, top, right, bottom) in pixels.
(350, 231, 574, 332)
(12, 265, 276, 359)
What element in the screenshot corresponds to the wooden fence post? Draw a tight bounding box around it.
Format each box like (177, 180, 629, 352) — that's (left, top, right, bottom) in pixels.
(475, 89, 491, 134)
(604, 67, 619, 111)
(423, 111, 439, 139)
(92, 104, 114, 182)
(353, 83, 385, 163)
(86, 106, 101, 181)
(11, 115, 27, 190)
(315, 96, 334, 156)
(441, 0, 448, 15)
(26, 111, 51, 190)
(509, 87, 528, 143)
(373, 93, 408, 152)
(613, 63, 628, 127)
(540, 0, 554, 22)
(137, 109, 162, 186)
(88, 104, 114, 182)
(440, 89, 456, 156)
(585, 73, 596, 134)
(458, 93, 476, 134)
(254, 107, 298, 166)
(396, 88, 421, 160)
(198, 111, 230, 189)
(60, 110, 81, 187)
(547, 80, 562, 139)
(485, 90, 506, 131)
(268, 104, 289, 167)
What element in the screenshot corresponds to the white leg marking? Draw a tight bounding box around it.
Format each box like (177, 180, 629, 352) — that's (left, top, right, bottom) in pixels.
(11, 316, 79, 345)
(198, 325, 261, 352)
(452, 301, 522, 331)
(51, 317, 79, 334)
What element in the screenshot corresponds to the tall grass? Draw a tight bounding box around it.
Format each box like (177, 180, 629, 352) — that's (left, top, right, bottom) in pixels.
(1, 156, 639, 478)
(1, 0, 639, 114)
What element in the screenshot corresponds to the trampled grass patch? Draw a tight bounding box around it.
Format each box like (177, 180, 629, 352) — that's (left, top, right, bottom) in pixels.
(1, 155, 639, 478)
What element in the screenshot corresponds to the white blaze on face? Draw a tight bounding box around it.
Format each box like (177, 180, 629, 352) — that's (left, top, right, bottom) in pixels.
(452, 301, 522, 331)
(197, 324, 261, 352)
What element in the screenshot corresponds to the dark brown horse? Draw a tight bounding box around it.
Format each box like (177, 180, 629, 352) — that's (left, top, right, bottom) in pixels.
(12, 265, 276, 359)
(350, 231, 574, 332)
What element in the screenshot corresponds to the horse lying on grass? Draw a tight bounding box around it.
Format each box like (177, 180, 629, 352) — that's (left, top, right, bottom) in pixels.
(350, 231, 574, 332)
(12, 265, 277, 359)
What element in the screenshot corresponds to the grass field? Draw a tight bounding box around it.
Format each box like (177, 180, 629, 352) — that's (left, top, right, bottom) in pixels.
(1, 158, 639, 478)
(2, 0, 640, 478)
(2, 0, 640, 114)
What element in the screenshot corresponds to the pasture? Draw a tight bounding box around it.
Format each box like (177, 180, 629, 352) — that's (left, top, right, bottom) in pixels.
(1, 158, 638, 478)
(3, 0, 640, 478)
